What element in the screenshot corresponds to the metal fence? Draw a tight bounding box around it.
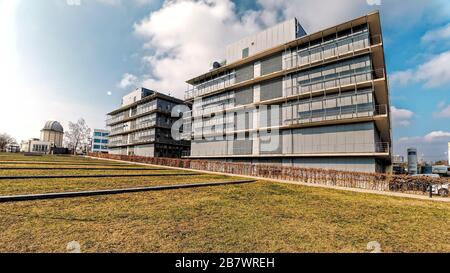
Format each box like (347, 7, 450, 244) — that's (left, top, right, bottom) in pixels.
(89, 153, 448, 196)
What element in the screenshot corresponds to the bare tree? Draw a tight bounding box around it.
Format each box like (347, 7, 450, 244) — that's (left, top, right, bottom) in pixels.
(64, 118, 91, 155)
(0, 133, 15, 152)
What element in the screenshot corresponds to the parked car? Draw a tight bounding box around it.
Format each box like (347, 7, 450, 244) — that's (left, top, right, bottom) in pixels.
(412, 174, 449, 197)
(428, 184, 449, 197)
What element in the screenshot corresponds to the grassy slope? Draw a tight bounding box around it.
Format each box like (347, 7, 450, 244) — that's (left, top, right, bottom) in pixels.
(0, 153, 449, 253)
(0, 182, 449, 253)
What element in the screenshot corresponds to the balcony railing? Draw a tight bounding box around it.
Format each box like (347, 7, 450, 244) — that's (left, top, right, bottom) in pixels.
(184, 33, 383, 101)
(375, 142, 390, 154)
(185, 72, 237, 100)
(190, 142, 390, 157)
(283, 104, 388, 126)
(128, 135, 156, 145)
(285, 68, 384, 97)
(106, 115, 125, 126)
(283, 33, 382, 70)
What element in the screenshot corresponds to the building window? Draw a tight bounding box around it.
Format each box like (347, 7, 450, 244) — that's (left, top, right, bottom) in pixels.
(242, 48, 249, 59)
(94, 132, 102, 137)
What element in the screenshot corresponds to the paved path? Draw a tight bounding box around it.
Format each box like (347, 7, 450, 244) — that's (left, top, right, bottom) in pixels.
(88, 156, 450, 203)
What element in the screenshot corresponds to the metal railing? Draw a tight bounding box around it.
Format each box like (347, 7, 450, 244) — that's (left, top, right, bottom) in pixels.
(189, 141, 390, 157)
(128, 136, 156, 145)
(375, 142, 390, 154)
(185, 72, 237, 100)
(181, 150, 191, 157)
(285, 68, 384, 97)
(284, 104, 388, 126)
(106, 115, 125, 126)
(184, 33, 383, 101)
(283, 33, 382, 70)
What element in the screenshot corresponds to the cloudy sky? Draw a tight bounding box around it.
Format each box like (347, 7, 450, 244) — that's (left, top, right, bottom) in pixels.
(0, 0, 449, 161)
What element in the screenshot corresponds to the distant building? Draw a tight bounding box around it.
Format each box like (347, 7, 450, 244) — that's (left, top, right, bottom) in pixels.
(92, 129, 109, 153)
(392, 155, 404, 164)
(392, 155, 406, 175)
(41, 121, 64, 148)
(448, 142, 450, 165)
(5, 143, 20, 153)
(106, 87, 190, 157)
(20, 138, 52, 154)
(407, 148, 418, 175)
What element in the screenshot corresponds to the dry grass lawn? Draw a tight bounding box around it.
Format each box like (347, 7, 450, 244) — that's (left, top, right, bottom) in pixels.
(0, 153, 449, 253)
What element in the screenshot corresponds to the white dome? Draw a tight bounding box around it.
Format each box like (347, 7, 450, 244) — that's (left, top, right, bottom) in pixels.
(42, 121, 64, 133)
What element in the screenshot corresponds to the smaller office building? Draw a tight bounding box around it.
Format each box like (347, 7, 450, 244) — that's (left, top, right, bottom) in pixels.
(107, 87, 190, 157)
(92, 129, 109, 153)
(20, 138, 52, 154)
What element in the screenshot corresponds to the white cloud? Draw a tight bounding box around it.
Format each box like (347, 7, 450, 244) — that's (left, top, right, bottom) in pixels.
(422, 23, 450, 43)
(127, 0, 450, 99)
(118, 73, 138, 89)
(257, 0, 450, 33)
(395, 131, 450, 162)
(390, 51, 450, 88)
(391, 106, 414, 127)
(434, 103, 450, 118)
(390, 70, 414, 86)
(133, 0, 263, 98)
(424, 131, 450, 142)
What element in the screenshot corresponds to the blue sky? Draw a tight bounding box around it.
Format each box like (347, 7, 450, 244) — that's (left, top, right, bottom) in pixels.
(0, 0, 449, 161)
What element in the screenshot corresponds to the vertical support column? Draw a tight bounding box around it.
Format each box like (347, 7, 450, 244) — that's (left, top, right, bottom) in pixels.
(253, 84, 261, 103)
(254, 61, 261, 78)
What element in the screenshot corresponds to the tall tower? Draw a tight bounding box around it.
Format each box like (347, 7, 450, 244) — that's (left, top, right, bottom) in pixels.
(448, 142, 450, 165)
(407, 148, 418, 175)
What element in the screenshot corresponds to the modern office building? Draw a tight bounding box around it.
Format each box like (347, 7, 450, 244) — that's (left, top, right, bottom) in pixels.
(91, 129, 109, 153)
(183, 11, 392, 173)
(107, 87, 190, 157)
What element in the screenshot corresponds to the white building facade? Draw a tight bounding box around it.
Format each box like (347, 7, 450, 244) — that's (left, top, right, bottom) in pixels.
(91, 129, 109, 153)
